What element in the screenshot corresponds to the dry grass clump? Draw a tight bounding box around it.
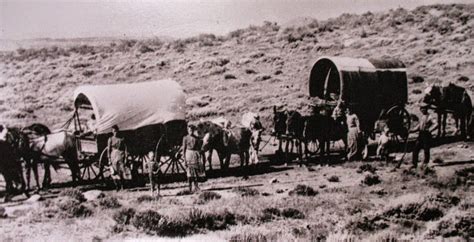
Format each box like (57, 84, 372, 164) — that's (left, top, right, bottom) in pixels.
(113, 207, 136, 226)
(119, 208, 236, 236)
(327, 175, 340, 182)
(426, 215, 473, 239)
(136, 195, 158, 203)
(176, 189, 193, 196)
(259, 207, 305, 222)
(195, 191, 222, 204)
(357, 164, 377, 174)
(289, 184, 318, 196)
(229, 233, 269, 242)
(60, 188, 86, 202)
(282, 208, 305, 219)
(383, 193, 459, 222)
(30, 197, 94, 220)
(56, 197, 94, 218)
(98, 196, 122, 209)
(346, 193, 461, 235)
(186, 208, 236, 232)
(361, 174, 381, 186)
(233, 186, 260, 197)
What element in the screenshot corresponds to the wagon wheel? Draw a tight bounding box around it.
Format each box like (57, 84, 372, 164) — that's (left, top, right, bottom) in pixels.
(79, 156, 103, 181)
(305, 140, 320, 156)
(386, 105, 411, 151)
(97, 147, 111, 178)
(126, 153, 149, 186)
(157, 143, 186, 175)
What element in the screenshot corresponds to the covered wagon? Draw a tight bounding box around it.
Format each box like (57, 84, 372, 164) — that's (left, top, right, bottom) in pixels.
(72, 79, 187, 181)
(309, 56, 411, 141)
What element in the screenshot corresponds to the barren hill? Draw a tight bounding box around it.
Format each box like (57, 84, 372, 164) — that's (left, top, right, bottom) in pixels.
(1, 4, 473, 129)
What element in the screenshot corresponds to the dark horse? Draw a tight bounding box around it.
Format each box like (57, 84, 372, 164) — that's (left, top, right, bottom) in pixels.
(423, 83, 472, 139)
(272, 106, 305, 161)
(0, 127, 29, 202)
(302, 107, 347, 160)
(196, 121, 252, 170)
(23, 124, 81, 188)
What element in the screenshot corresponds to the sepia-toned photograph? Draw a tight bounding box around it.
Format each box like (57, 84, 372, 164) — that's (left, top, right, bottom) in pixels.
(0, 0, 473, 241)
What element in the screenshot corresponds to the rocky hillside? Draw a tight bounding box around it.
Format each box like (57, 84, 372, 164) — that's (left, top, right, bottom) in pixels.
(1, 4, 473, 128)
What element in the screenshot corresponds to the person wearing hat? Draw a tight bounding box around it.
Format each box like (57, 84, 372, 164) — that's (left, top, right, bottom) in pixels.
(183, 124, 204, 192)
(108, 125, 127, 191)
(410, 104, 438, 168)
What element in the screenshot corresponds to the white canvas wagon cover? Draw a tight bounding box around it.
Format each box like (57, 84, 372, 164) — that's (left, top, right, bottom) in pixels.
(73, 79, 186, 134)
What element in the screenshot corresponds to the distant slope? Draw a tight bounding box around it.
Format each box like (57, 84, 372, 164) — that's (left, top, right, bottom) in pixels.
(0, 4, 473, 129)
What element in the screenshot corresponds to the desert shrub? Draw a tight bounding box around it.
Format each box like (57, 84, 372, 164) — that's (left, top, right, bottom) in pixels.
(71, 62, 92, 69)
(282, 208, 305, 219)
(383, 193, 459, 223)
(202, 57, 230, 68)
(233, 186, 260, 197)
(60, 188, 86, 202)
(361, 174, 381, 186)
(56, 197, 94, 218)
(357, 164, 377, 174)
(69, 45, 96, 55)
(457, 76, 469, 82)
(245, 69, 257, 74)
(327, 175, 340, 182)
(186, 208, 236, 231)
(136, 195, 158, 203)
(289, 184, 318, 196)
(426, 215, 473, 239)
(176, 189, 193, 196)
(455, 167, 474, 178)
(82, 69, 96, 77)
(230, 233, 269, 242)
(98, 196, 121, 209)
(412, 75, 425, 83)
(254, 75, 271, 82)
(224, 74, 236, 79)
(412, 89, 422, 94)
(113, 207, 136, 225)
(131, 210, 167, 234)
(195, 191, 221, 204)
(138, 44, 154, 53)
(260, 207, 281, 222)
(346, 215, 389, 233)
(227, 29, 245, 39)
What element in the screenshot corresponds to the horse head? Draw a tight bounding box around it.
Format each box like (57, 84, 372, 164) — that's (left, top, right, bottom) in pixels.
(423, 84, 441, 106)
(286, 110, 303, 137)
(196, 121, 222, 151)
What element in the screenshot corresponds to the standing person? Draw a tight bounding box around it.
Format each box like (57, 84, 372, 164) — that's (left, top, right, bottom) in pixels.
(222, 120, 233, 147)
(108, 125, 127, 191)
(249, 115, 264, 160)
(377, 126, 391, 161)
(183, 124, 203, 192)
(411, 105, 438, 169)
(346, 106, 364, 161)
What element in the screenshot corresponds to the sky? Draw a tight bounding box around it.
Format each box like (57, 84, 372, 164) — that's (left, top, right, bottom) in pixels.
(1, 0, 473, 40)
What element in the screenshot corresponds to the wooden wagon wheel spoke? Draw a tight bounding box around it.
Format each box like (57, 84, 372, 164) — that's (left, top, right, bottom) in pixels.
(163, 158, 174, 174)
(158, 157, 173, 169)
(176, 157, 186, 173)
